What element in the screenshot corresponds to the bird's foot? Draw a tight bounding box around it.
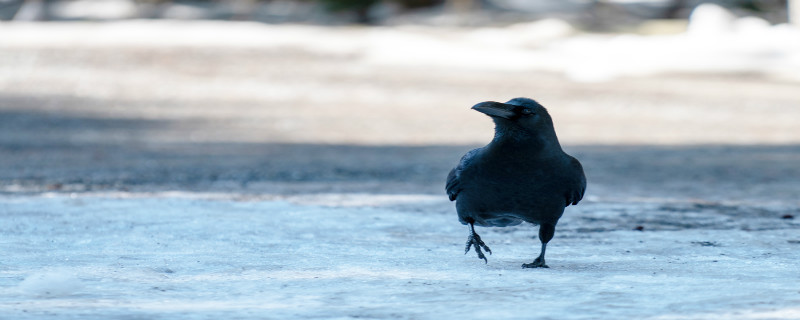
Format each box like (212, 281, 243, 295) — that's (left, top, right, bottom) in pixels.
(522, 256, 549, 269)
(465, 231, 492, 263)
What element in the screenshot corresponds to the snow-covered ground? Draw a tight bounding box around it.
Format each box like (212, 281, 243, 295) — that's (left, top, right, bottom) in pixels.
(1, 193, 798, 319)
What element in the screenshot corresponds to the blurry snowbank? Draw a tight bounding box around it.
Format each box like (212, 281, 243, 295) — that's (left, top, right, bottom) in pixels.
(1, 4, 799, 82)
(55, 0, 138, 20)
(562, 4, 800, 81)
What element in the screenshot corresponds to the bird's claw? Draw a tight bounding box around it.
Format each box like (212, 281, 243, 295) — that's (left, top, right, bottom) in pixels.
(465, 232, 492, 263)
(522, 256, 549, 268)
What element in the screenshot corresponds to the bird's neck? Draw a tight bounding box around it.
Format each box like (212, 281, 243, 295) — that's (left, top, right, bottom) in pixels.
(492, 127, 562, 153)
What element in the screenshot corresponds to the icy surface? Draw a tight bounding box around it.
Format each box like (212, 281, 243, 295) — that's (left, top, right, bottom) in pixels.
(1, 194, 798, 319)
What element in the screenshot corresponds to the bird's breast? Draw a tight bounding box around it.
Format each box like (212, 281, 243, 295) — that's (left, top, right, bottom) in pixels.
(456, 168, 567, 225)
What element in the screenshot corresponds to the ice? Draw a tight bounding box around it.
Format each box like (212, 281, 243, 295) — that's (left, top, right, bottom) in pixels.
(1, 193, 798, 319)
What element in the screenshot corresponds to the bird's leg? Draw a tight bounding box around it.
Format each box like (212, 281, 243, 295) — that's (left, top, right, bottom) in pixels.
(523, 223, 555, 268)
(523, 243, 548, 268)
(465, 221, 492, 263)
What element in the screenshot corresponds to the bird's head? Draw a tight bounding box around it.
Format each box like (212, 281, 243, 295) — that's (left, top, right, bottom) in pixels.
(472, 97, 557, 143)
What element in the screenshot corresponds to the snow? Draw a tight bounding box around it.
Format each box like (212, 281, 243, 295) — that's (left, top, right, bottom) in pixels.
(2, 4, 798, 82)
(560, 4, 800, 82)
(18, 271, 84, 298)
(53, 0, 138, 20)
(1, 193, 798, 319)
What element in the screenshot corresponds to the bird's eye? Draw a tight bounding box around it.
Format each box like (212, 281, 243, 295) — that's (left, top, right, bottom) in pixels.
(521, 109, 534, 115)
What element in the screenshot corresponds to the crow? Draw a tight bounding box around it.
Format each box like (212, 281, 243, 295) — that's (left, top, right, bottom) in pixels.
(446, 97, 586, 268)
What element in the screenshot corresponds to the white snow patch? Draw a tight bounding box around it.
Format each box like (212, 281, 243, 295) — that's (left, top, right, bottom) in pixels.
(687, 3, 738, 37)
(18, 270, 85, 297)
(53, 0, 138, 20)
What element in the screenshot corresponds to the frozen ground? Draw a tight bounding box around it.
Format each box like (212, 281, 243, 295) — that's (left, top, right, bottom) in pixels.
(1, 193, 799, 319)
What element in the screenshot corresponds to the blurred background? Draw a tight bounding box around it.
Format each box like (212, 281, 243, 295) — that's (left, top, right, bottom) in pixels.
(1, 0, 797, 26)
(1, 0, 798, 204)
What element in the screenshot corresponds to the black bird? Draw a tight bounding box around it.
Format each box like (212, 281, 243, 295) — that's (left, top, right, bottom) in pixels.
(446, 97, 586, 268)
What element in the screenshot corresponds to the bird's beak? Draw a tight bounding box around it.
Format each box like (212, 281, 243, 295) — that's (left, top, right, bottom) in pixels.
(471, 101, 516, 119)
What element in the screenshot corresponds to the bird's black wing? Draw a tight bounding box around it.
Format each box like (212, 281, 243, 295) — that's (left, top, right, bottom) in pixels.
(566, 155, 587, 206)
(446, 148, 480, 201)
